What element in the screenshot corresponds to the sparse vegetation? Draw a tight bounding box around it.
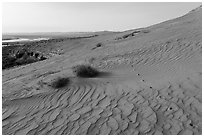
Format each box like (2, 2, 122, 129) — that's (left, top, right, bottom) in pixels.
(2, 47, 47, 69)
(50, 77, 70, 88)
(72, 64, 100, 78)
(92, 43, 103, 50)
(96, 43, 102, 47)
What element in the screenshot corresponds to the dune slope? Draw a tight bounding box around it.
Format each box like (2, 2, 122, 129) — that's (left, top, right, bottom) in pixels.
(2, 6, 202, 135)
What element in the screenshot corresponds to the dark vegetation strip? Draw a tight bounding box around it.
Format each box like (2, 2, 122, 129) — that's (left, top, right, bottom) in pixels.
(2, 46, 47, 69)
(2, 35, 98, 70)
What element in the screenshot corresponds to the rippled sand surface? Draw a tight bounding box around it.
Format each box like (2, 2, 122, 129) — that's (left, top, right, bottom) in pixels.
(2, 6, 202, 135)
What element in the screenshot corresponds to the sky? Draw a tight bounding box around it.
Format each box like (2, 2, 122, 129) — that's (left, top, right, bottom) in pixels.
(2, 2, 201, 33)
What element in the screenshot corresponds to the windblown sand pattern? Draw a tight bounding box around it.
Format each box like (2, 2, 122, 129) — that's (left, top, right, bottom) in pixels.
(3, 38, 201, 134)
(2, 6, 202, 135)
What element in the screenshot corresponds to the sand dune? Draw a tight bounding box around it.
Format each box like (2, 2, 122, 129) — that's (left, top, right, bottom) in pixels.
(2, 6, 202, 135)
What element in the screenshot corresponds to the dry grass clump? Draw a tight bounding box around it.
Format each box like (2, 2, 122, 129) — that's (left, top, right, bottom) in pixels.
(50, 77, 70, 88)
(72, 64, 100, 78)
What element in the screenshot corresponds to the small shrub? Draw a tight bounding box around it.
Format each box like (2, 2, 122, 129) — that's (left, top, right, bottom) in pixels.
(51, 77, 70, 88)
(35, 53, 39, 58)
(96, 43, 102, 47)
(16, 51, 25, 58)
(27, 52, 31, 56)
(40, 56, 47, 60)
(72, 64, 100, 78)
